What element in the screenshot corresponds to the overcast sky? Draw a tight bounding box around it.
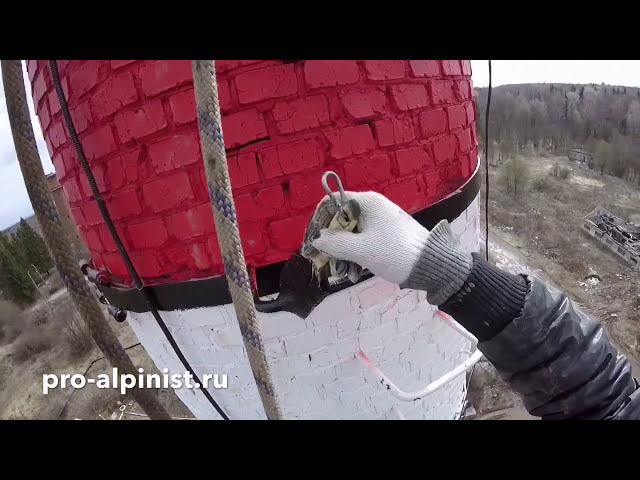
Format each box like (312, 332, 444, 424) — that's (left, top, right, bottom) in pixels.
(2, 60, 640, 230)
(0, 61, 53, 230)
(470, 60, 640, 88)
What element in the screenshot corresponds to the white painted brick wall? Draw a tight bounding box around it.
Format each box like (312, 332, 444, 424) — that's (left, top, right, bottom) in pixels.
(128, 195, 481, 420)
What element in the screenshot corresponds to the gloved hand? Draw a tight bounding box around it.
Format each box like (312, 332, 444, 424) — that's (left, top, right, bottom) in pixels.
(310, 191, 473, 305)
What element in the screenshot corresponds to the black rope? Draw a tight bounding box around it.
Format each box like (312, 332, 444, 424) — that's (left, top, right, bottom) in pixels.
(484, 60, 492, 261)
(49, 60, 229, 420)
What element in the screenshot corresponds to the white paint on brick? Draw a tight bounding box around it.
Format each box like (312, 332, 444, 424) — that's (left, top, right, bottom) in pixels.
(127, 195, 480, 419)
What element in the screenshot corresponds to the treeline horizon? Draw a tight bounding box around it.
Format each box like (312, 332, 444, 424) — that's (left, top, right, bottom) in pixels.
(474, 82, 640, 184)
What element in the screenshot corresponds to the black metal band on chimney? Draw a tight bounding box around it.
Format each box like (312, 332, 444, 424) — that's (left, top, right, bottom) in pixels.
(49, 60, 229, 421)
(97, 163, 481, 316)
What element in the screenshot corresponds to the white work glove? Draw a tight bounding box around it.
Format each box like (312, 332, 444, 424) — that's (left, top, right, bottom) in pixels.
(310, 191, 473, 305)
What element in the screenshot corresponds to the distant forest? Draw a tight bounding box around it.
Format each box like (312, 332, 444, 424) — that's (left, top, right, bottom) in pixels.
(474, 83, 640, 184)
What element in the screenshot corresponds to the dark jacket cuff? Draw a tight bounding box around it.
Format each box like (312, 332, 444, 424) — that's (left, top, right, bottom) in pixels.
(439, 253, 529, 341)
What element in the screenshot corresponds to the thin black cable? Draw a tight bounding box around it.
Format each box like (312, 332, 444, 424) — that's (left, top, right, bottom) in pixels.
(49, 60, 229, 420)
(484, 60, 492, 261)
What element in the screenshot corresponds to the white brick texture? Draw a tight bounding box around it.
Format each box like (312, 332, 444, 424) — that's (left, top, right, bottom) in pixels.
(128, 195, 481, 419)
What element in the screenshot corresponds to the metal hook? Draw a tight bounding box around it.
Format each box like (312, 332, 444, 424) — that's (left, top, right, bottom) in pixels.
(322, 171, 347, 209)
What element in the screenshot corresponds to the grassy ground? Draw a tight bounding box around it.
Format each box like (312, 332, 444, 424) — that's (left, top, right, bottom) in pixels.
(0, 272, 193, 420)
(486, 153, 640, 358)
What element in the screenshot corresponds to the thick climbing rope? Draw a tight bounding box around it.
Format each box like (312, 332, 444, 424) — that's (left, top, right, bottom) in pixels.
(1, 60, 171, 420)
(192, 60, 283, 420)
(48, 60, 229, 420)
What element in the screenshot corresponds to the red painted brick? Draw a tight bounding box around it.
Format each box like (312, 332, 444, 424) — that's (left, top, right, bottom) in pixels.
(142, 171, 194, 213)
(92, 254, 105, 271)
(62, 177, 82, 203)
(138, 60, 192, 97)
(70, 101, 92, 133)
(390, 84, 429, 111)
(447, 104, 467, 130)
(235, 64, 298, 104)
(103, 252, 130, 278)
(205, 234, 223, 269)
(127, 218, 168, 249)
(457, 128, 472, 153)
(83, 229, 104, 252)
(275, 139, 322, 175)
(409, 61, 440, 78)
(272, 95, 330, 134)
(340, 87, 386, 119)
(468, 151, 478, 173)
(363, 61, 405, 80)
(218, 80, 232, 113)
(61, 146, 78, 174)
(236, 185, 285, 222)
(70, 206, 86, 227)
(456, 80, 472, 101)
(168, 88, 196, 125)
(166, 242, 211, 271)
(82, 125, 117, 161)
(47, 77, 69, 116)
(49, 120, 67, 148)
(216, 60, 262, 73)
(106, 150, 141, 189)
(114, 100, 167, 142)
(82, 201, 102, 226)
(442, 60, 462, 76)
(383, 178, 426, 213)
(429, 80, 457, 105)
(374, 117, 415, 146)
(149, 131, 201, 173)
(471, 124, 479, 147)
(239, 222, 267, 256)
(289, 175, 326, 209)
(432, 135, 457, 165)
(465, 102, 475, 126)
(269, 215, 306, 251)
(395, 147, 433, 175)
(422, 172, 440, 199)
(131, 252, 163, 277)
(90, 71, 138, 120)
(97, 225, 127, 253)
(303, 60, 360, 89)
(79, 163, 107, 197)
(52, 152, 66, 179)
(419, 109, 448, 137)
(38, 103, 51, 131)
(257, 148, 283, 179)
(222, 109, 268, 149)
(32, 58, 479, 285)
(325, 125, 374, 159)
(165, 203, 215, 241)
(108, 188, 143, 220)
(69, 61, 101, 98)
(32, 71, 47, 106)
(228, 152, 260, 188)
(111, 60, 136, 69)
(462, 61, 472, 76)
(343, 153, 392, 188)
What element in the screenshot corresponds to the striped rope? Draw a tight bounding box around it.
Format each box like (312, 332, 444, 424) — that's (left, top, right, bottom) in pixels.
(191, 60, 283, 420)
(1, 60, 170, 420)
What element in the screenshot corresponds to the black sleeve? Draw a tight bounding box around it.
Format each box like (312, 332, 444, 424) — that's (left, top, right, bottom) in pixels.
(440, 253, 640, 420)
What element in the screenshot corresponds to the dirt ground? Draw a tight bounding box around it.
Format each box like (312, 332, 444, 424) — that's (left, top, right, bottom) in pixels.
(0, 274, 193, 420)
(465, 153, 640, 419)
